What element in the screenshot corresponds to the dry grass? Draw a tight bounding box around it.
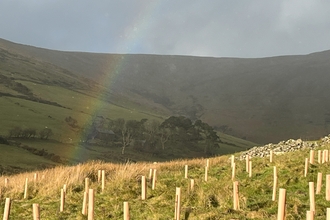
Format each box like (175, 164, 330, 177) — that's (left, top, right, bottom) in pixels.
(1, 143, 330, 219)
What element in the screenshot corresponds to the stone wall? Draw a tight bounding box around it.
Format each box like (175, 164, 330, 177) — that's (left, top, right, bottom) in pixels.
(239, 137, 326, 160)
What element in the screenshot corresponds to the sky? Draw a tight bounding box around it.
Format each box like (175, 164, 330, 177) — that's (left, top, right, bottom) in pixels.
(1, 0, 330, 58)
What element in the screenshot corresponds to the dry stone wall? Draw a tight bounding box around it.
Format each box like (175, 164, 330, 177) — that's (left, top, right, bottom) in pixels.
(239, 134, 330, 160)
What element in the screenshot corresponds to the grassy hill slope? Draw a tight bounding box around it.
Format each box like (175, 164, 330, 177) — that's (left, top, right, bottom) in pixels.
(0, 138, 329, 219)
(0, 40, 255, 172)
(1, 38, 330, 144)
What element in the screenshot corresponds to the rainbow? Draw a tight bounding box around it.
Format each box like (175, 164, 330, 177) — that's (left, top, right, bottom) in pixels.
(66, 1, 165, 157)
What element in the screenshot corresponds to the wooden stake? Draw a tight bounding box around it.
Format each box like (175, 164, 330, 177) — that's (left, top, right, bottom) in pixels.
(306, 210, 314, 220)
(63, 184, 67, 194)
(316, 173, 322, 194)
(32, 203, 40, 220)
(318, 150, 321, 164)
(141, 176, 146, 200)
(204, 166, 208, 182)
(184, 165, 188, 179)
(152, 169, 157, 190)
(24, 178, 28, 199)
(149, 168, 153, 181)
(232, 162, 236, 181)
(60, 188, 65, 212)
(272, 166, 278, 201)
(101, 170, 105, 193)
(88, 189, 94, 220)
(277, 188, 286, 220)
(326, 150, 329, 163)
(82, 191, 88, 215)
(310, 150, 315, 164)
(233, 181, 239, 210)
(4, 178, 9, 187)
(3, 198, 11, 220)
(249, 160, 252, 178)
(231, 155, 235, 168)
(309, 182, 315, 213)
(245, 155, 250, 172)
(304, 158, 308, 177)
(123, 202, 130, 220)
(206, 159, 210, 168)
(190, 179, 194, 192)
(85, 178, 89, 193)
(270, 150, 273, 163)
(323, 150, 326, 164)
(33, 173, 38, 182)
(326, 175, 330, 201)
(327, 208, 330, 220)
(97, 170, 101, 183)
(174, 187, 181, 220)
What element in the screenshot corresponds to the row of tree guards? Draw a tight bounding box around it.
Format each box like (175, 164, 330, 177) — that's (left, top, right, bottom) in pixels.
(2, 149, 330, 219)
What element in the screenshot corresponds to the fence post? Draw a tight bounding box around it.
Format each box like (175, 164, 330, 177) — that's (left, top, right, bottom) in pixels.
(85, 178, 89, 193)
(310, 150, 315, 164)
(152, 169, 157, 190)
(33, 173, 38, 182)
(249, 160, 252, 178)
(246, 155, 250, 172)
(327, 208, 330, 220)
(82, 191, 88, 215)
(318, 150, 321, 164)
(24, 178, 28, 199)
(63, 184, 67, 194)
(97, 170, 101, 183)
(232, 162, 236, 181)
(184, 165, 188, 179)
(272, 166, 277, 201)
(204, 166, 208, 182)
(123, 202, 130, 220)
(316, 173, 322, 194)
(101, 170, 105, 193)
(231, 155, 235, 168)
(206, 159, 210, 168)
(174, 187, 181, 220)
(270, 150, 273, 163)
(141, 176, 146, 200)
(60, 188, 65, 212)
(277, 188, 286, 220)
(4, 178, 9, 187)
(190, 179, 195, 192)
(326, 175, 330, 201)
(304, 158, 308, 177)
(306, 210, 314, 220)
(32, 204, 40, 220)
(3, 198, 11, 220)
(233, 181, 239, 210)
(309, 182, 315, 214)
(88, 189, 94, 220)
(149, 168, 153, 182)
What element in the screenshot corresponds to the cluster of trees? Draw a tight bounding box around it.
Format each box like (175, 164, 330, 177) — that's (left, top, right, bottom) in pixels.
(8, 127, 53, 139)
(86, 116, 221, 155)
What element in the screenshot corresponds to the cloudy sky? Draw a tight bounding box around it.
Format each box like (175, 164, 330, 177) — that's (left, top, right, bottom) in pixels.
(1, 0, 330, 58)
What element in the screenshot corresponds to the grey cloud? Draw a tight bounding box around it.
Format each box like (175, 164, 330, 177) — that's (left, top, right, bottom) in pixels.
(0, 0, 330, 57)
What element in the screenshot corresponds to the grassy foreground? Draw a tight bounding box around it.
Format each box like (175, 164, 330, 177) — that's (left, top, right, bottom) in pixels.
(1, 141, 329, 219)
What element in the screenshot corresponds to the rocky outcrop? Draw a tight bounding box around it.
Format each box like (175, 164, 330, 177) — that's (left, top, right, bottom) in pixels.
(240, 138, 320, 160)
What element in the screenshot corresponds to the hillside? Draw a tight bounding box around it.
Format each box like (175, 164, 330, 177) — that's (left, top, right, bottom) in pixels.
(0, 135, 330, 219)
(0, 38, 256, 173)
(1, 38, 330, 144)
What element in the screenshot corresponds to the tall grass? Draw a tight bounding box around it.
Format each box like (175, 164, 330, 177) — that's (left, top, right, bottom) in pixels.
(1, 143, 330, 219)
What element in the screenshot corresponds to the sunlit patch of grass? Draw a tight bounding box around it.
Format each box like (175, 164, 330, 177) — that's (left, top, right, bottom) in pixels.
(1, 143, 330, 218)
